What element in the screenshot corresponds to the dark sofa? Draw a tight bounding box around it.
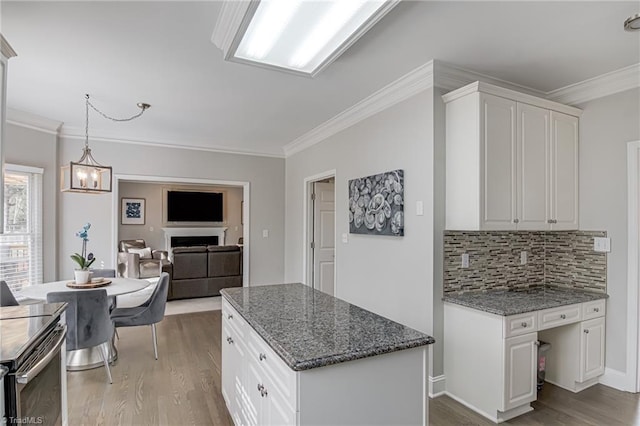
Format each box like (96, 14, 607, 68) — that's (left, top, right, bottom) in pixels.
(169, 245, 242, 300)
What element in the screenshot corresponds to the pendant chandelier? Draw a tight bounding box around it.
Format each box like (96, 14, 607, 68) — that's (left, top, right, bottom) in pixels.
(60, 94, 150, 193)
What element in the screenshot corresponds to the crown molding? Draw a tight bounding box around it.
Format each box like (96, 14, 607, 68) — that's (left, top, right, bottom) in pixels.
(1, 34, 17, 59)
(433, 60, 546, 97)
(283, 61, 435, 157)
(546, 63, 640, 106)
(6, 108, 63, 135)
(210, 1, 251, 56)
(58, 127, 285, 159)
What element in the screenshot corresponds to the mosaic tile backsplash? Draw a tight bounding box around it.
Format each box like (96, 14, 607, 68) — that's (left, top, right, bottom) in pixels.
(443, 231, 607, 294)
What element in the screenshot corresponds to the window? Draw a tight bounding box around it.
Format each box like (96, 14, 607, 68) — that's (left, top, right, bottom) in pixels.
(1, 164, 43, 292)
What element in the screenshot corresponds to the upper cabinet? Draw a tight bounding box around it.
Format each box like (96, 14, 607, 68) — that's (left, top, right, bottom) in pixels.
(444, 81, 580, 231)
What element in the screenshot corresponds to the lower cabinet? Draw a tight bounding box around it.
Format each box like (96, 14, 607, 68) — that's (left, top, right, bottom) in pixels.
(502, 333, 537, 412)
(444, 300, 606, 423)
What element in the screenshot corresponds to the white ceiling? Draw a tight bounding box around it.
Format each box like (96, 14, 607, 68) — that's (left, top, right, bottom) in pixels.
(2, 1, 639, 157)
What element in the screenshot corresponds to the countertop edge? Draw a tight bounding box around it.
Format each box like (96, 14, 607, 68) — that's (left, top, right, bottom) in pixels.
(443, 292, 609, 316)
(221, 289, 435, 371)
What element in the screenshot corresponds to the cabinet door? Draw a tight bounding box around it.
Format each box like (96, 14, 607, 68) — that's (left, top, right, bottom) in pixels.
(222, 324, 246, 424)
(502, 333, 537, 411)
(263, 386, 297, 426)
(550, 111, 579, 230)
(516, 103, 550, 230)
(580, 317, 605, 382)
(480, 93, 517, 229)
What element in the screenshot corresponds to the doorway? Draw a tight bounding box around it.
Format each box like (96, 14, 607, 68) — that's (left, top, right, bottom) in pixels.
(304, 172, 336, 296)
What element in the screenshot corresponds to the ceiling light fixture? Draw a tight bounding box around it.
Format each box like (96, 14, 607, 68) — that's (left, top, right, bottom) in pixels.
(624, 13, 640, 31)
(216, 0, 399, 77)
(60, 94, 150, 194)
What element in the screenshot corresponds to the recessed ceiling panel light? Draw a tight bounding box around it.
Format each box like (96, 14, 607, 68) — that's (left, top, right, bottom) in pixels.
(624, 13, 640, 31)
(228, 0, 399, 77)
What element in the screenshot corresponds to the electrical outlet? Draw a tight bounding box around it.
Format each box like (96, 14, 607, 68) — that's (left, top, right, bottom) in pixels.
(593, 237, 611, 252)
(262, 229, 269, 238)
(342, 233, 349, 243)
(461, 253, 469, 268)
(521, 251, 527, 265)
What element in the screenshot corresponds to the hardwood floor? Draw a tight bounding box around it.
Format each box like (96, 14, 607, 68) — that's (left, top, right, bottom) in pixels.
(67, 310, 640, 425)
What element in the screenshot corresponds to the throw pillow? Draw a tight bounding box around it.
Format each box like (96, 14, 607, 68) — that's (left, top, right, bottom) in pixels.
(128, 247, 152, 259)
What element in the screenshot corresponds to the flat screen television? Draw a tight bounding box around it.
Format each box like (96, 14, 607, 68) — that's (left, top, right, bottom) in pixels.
(167, 191, 223, 222)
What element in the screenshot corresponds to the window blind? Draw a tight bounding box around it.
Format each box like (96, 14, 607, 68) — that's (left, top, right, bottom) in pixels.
(1, 164, 43, 292)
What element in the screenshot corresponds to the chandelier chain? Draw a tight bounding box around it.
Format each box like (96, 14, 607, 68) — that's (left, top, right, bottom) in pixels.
(85, 94, 148, 123)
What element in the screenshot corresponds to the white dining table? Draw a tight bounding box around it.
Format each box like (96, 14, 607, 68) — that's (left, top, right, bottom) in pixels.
(16, 277, 151, 371)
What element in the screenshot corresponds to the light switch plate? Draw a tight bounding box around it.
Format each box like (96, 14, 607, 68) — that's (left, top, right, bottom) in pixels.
(520, 251, 527, 265)
(342, 233, 348, 243)
(416, 201, 424, 216)
(262, 229, 269, 238)
(593, 237, 610, 252)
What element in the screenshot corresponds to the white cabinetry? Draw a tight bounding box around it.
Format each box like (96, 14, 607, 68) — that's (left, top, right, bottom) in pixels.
(221, 298, 428, 426)
(444, 299, 606, 423)
(444, 81, 581, 231)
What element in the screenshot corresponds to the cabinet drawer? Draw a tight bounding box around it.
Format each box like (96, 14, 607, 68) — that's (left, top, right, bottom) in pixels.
(503, 312, 537, 338)
(538, 304, 581, 330)
(248, 329, 297, 412)
(222, 298, 247, 338)
(582, 299, 606, 320)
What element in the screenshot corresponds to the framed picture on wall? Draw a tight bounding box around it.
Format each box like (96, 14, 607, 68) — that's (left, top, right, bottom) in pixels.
(121, 198, 145, 225)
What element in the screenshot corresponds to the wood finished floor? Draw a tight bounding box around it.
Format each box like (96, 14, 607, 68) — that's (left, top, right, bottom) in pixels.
(67, 310, 640, 425)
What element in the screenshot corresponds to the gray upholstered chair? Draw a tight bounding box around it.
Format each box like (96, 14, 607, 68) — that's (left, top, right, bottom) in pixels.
(110, 272, 169, 360)
(47, 289, 114, 384)
(1, 280, 19, 306)
(117, 239, 171, 280)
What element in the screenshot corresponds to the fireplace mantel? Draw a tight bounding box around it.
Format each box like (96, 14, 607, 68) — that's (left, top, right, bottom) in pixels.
(162, 227, 228, 252)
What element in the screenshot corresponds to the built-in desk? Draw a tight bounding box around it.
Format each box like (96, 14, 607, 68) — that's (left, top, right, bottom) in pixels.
(443, 287, 607, 423)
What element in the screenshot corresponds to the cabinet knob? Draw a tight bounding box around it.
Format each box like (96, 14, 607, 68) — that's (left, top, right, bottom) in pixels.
(584, 329, 590, 334)
(261, 388, 268, 398)
(227, 336, 233, 344)
(594, 307, 600, 312)
(257, 383, 264, 392)
(547, 219, 553, 224)
(552, 219, 558, 224)
(560, 314, 566, 319)
(259, 353, 266, 361)
(513, 219, 519, 224)
(227, 314, 233, 320)
(521, 322, 528, 328)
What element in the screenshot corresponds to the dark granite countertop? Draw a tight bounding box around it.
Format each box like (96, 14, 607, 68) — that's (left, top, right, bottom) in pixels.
(443, 286, 608, 316)
(220, 283, 435, 371)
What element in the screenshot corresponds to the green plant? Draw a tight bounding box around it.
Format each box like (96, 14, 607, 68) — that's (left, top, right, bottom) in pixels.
(71, 223, 96, 270)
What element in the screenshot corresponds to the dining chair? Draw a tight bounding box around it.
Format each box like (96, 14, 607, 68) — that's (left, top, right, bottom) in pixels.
(110, 272, 169, 360)
(47, 289, 114, 383)
(1, 280, 19, 306)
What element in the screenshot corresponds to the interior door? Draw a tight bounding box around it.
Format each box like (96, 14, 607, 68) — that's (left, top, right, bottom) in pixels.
(312, 182, 335, 296)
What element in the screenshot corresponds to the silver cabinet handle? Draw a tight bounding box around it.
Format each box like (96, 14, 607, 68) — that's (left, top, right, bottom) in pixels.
(259, 353, 266, 361)
(560, 314, 566, 319)
(552, 219, 557, 224)
(594, 307, 600, 312)
(227, 336, 233, 344)
(227, 314, 233, 319)
(257, 383, 264, 392)
(521, 322, 528, 328)
(16, 324, 67, 384)
(261, 387, 268, 397)
(547, 219, 553, 224)
(584, 329, 590, 334)
(513, 219, 519, 224)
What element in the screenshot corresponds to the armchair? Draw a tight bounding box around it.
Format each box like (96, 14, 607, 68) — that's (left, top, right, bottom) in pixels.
(118, 239, 172, 279)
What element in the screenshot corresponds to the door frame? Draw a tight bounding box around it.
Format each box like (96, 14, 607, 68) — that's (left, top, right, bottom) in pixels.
(112, 174, 251, 287)
(626, 140, 640, 392)
(302, 170, 336, 291)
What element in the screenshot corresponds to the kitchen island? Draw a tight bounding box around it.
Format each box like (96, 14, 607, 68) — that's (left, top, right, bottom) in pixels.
(220, 283, 434, 425)
(443, 286, 608, 423)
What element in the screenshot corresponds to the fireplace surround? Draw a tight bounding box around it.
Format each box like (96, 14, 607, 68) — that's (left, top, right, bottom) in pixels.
(162, 227, 227, 256)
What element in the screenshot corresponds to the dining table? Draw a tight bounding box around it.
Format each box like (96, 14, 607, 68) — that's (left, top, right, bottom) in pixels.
(16, 277, 151, 371)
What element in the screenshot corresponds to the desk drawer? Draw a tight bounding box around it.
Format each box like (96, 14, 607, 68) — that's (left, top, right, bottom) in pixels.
(538, 304, 581, 330)
(503, 312, 537, 338)
(582, 299, 606, 320)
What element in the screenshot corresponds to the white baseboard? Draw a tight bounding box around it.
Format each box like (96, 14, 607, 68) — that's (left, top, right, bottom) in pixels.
(599, 367, 632, 392)
(429, 375, 446, 398)
(443, 391, 499, 423)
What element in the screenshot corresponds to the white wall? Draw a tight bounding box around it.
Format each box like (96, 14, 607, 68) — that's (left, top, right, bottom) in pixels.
(579, 88, 640, 373)
(118, 181, 244, 250)
(5, 123, 57, 281)
(285, 90, 435, 339)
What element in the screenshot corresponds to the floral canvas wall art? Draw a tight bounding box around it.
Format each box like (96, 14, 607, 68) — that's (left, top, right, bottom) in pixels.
(348, 169, 404, 236)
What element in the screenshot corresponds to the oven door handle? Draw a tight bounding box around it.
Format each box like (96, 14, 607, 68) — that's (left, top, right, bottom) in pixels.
(16, 324, 67, 385)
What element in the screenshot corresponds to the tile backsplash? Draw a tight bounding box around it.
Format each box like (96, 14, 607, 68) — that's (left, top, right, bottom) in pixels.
(443, 231, 607, 294)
